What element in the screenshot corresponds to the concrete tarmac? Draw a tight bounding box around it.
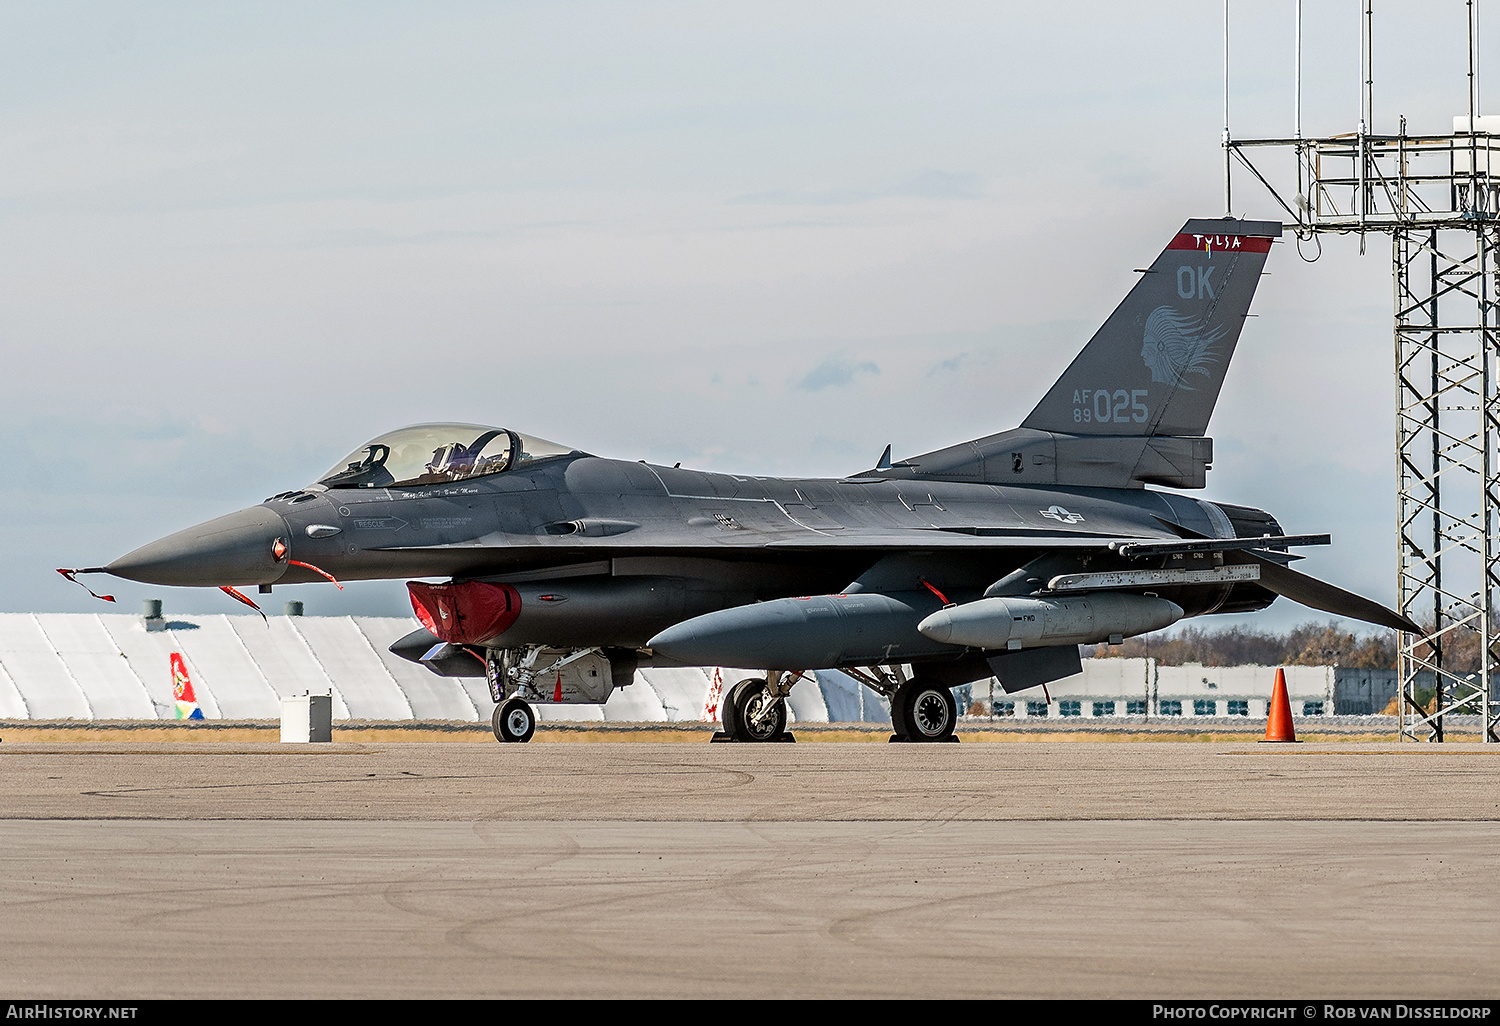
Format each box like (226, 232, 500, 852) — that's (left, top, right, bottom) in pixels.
(2, 740, 1497, 999)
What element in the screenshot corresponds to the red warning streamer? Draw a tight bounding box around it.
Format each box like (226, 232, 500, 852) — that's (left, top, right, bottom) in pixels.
(56, 569, 115, 604)
(919, 578, 952, 606)
(289, 560, 344, 590)
(219, 585, 268, 623)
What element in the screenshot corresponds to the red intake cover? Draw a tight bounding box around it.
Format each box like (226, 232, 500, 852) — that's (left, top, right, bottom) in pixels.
(407, 581, 521, 644)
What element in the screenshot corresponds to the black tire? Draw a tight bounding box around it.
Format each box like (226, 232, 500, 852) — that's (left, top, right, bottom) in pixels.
(893, 680, 957, 742)
(720, 679, 755, 740)
(888, 688, 910, 739)
(726, 678, 786, 742)
(493, 698, 536, 743)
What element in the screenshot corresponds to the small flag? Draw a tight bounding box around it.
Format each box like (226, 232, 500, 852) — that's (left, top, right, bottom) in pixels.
(170, 652, 204, 721)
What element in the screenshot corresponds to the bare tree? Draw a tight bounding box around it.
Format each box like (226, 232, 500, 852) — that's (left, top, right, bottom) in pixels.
(1091, 621, 1398, 668)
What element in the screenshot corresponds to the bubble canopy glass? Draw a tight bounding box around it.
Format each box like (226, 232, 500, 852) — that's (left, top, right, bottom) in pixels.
(317, 423, 579, 489)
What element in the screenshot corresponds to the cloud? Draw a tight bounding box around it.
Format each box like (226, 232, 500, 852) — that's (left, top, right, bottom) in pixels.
(795, 354, 879, 392)
(928, 352, 970, 376)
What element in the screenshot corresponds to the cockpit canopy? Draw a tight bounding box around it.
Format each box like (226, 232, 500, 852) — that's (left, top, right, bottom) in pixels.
(318, 423, 579, 489)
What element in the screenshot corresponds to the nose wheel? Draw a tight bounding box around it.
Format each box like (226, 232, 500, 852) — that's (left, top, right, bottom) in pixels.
(493, 697, 537, 743)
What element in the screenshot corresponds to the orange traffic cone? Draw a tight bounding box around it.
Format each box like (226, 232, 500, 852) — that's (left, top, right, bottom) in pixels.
(1261, 667, 1299, 743)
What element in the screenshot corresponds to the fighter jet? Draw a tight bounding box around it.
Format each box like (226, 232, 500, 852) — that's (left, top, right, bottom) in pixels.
(82, 217, 1416, 744)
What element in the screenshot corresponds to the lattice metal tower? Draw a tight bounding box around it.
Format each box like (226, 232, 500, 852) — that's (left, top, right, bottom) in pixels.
(1228, 1, 1498, 742)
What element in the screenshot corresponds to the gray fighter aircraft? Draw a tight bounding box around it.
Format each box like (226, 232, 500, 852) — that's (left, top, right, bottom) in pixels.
(84, 217, 1415, 743)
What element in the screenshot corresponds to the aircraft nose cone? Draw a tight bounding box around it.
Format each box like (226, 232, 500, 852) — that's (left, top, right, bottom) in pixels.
(106, 505, 292, 587)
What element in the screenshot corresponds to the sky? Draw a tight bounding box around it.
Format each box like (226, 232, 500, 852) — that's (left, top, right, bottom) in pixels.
(1, 2, 1489, 631)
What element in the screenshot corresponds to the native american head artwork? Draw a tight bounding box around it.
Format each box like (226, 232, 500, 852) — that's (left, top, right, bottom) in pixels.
(1139, 305, 1227, 391)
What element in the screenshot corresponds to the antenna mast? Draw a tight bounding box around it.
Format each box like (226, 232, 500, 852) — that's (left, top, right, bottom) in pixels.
(1223, 0, 1232, 216)
(1226, 1, 1499, 744)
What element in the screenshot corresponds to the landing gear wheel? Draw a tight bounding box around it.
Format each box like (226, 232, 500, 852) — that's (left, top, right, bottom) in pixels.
(720, 679, 751, 740)
(889, 691, 911, 740)
(723, 678, 786, 742)
(493, 697, 536, 743)
(893, 680, 957, 742)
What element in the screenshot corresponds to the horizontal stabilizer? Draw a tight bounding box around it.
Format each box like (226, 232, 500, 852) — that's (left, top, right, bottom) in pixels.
(1251, 556, 1420, 634)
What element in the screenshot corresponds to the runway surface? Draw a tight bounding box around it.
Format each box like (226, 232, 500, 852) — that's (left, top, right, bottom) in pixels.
(2, 740, 1497, 999)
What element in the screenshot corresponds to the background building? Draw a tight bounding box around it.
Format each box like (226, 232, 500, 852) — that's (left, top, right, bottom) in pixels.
(0, 611, 1402, 724)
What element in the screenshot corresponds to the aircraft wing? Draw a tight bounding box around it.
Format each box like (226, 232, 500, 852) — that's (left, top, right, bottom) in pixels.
(1124, 524, 1418, 633)
(369, 530, 1164, 556)
(761, 532, 1150, 549)
(355, 529, 1183, 586)
(345, 520, 1422, 635)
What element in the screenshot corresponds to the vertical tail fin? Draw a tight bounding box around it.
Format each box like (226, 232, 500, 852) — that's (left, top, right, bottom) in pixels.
(878, 218, 1283, 489)
(170, 652, 204, 720)
(1021, 217, 1282, 438)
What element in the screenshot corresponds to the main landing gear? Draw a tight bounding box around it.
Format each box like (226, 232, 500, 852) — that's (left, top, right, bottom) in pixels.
(890, 678, 959, 743)
(714, 675, 795, 743)
(838, 666, 961, 743)
(492, 697, 537, 743)
(710, 670, 960, 744)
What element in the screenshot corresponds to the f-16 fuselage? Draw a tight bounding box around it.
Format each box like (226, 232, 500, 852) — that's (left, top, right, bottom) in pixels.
(107, 451, 1282, 644)
(85, 217, 1417, 744)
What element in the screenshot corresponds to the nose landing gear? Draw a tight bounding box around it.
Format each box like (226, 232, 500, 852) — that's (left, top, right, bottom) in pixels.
(492, 697, 537, 743)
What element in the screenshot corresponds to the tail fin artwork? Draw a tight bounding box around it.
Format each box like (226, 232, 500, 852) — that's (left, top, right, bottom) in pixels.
(1023, 218, 1280, 438)
(876, 217, 1282, 489)
(170, 652, 204, 720)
